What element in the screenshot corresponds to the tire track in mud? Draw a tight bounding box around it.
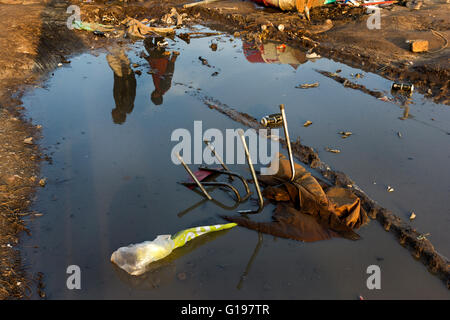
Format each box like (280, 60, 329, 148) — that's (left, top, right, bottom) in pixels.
(180, 84, 450, 288)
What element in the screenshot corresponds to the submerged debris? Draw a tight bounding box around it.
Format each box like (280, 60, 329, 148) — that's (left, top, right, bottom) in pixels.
(296, 82, 319, 89)
(325, 147, 341, 153)
(339, 131, 352, 138)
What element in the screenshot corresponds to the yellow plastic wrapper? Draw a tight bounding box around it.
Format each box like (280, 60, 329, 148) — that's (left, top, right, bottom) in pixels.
(111, 223, 237, 276)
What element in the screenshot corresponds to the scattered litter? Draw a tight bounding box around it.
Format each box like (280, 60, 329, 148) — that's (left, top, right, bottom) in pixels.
(306, 52, 321, 59)
(387, 186, 394, 192)
(261, 113, 283, 127)
(417, 233, 430, 241)
(57, 63, 63, 67)
(296, 82, 319, 89)
(93, 30, 105, 37)
(157, 40, 169, 48)
(210, 43, 218, 51)
(161, 7, 186, 26)
(121, 17, 175, 39)
(198, 56, 211, 67)
(303, 120, 313, 127)
(397, 131, 402, 138)
(39, 178, 47, 187)
(339, 131, 352, 138)
(23, 137, 33, 145)
(110, 223, 237, 275)
(72, 20, 115, 32)
(278, 24, 285, 32)
(409, 212, 416, 220)
(325, 147, 341, 153)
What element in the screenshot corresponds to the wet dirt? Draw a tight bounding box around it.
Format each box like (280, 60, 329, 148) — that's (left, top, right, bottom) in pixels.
(18, 25, 450, 298)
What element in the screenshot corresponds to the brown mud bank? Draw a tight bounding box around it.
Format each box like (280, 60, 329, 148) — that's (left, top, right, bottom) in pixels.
(0, 0, 119, 299)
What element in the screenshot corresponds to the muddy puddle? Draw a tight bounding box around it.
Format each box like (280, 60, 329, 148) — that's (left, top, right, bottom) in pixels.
(21, 26, 449, 299)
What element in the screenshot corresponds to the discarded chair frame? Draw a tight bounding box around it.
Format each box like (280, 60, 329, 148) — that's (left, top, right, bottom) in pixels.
(177, 104, 296, 214)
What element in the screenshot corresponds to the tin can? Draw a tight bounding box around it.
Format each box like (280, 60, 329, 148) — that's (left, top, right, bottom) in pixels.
(391, 82, 414, 93)
(261, 113, 283, 127)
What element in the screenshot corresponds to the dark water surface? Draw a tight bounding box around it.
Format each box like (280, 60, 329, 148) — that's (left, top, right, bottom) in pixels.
(22, 26, 450, 299)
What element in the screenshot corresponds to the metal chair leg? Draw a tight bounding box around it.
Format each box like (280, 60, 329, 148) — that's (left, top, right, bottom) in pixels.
(279, 104, 296, 182)
(204, 140, 233, 180)
(176, 152, 212, 200)
(237, 129, 264, 214)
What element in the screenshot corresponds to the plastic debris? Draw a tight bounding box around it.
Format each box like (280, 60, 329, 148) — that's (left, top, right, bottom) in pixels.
(303, 120, 313, 127)
(161, 7, 187, 26)
(261, 114, 283, 127)
(326, 147, 341, 153)
(121, 17, 175, 38)
(23, 137, 33, 145)
(39, 178, 46, 187)
(72, 20, 115, 32)
(111, 223, 237, 275)
(387, 186, 395, 192)
(409, 212, 416, 220)
(339, 131, 352, 138)
(296, 82, 319, 89)
(306, 52, 321, 59)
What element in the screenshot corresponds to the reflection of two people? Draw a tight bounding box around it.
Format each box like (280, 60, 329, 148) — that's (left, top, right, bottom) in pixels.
(107, 49, 137, 124)
(144, 36, 179, 106)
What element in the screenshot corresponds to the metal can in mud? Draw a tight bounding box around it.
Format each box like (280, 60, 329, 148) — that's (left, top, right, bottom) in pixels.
(261, 113, 283, 127)
(391, 82, 414, 93)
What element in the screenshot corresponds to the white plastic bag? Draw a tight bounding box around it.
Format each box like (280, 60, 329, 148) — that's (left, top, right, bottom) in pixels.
(111, 235, 175, 276)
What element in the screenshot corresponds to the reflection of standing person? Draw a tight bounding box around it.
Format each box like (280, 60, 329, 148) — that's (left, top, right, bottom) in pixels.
(144, 37, 179, 106)
(106, 50, 137, 124)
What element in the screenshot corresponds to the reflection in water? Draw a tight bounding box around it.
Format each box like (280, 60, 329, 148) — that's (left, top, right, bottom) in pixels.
(391, 89, 413, 120)
(243, 41, 307, 69)
(144, 37, 179, 106)
(112, 229, 232, 290)
(106, 50, 137, 124)
(237, 232, 263, 290)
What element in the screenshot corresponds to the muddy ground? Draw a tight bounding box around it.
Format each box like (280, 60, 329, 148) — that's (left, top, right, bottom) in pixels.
(0, 0, 448, 298)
